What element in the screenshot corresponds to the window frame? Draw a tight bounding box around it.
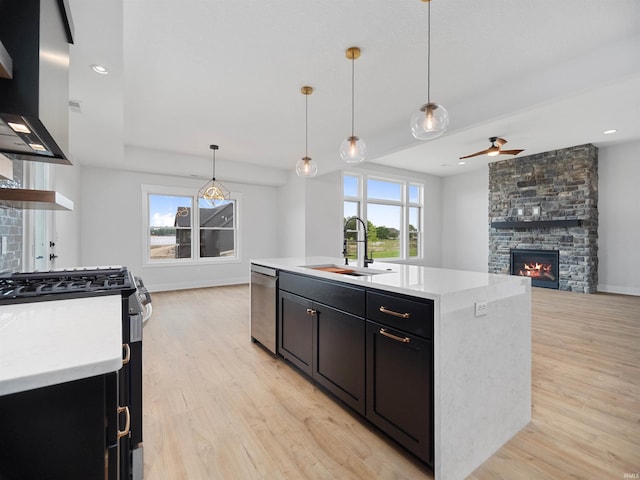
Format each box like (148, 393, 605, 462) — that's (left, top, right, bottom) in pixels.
(141, 184, 242, 267)
(343, 172, 424, 262)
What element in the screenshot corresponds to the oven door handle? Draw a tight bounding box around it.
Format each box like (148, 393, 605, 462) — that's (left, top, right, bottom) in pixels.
(122, 343, 130, 365)
(117, 406, 131, 439)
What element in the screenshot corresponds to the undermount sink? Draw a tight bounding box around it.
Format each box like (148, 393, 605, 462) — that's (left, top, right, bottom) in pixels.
(302, 264, 392, 277)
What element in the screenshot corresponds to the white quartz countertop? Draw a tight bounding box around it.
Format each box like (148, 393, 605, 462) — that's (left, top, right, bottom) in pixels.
(251, 256, 527, 300)
(0, 295, 123, 397)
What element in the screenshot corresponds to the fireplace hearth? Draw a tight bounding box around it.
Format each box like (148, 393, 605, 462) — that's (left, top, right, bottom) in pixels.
(510, 249, 560, 289)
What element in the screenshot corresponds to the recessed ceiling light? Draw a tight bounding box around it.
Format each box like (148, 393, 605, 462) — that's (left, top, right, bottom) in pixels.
(603, 129, 616, 135)
(90, 64, 109, 75)
(458, 161, 466, 165)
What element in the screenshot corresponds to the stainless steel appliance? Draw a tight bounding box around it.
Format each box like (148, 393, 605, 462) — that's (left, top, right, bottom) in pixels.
(0, 266, 147, 480)
(250, 264, 278, 354)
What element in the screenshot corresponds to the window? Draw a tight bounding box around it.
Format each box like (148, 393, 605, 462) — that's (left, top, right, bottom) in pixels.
(143, 185, 239, 265)
(343, 173, 423, 261)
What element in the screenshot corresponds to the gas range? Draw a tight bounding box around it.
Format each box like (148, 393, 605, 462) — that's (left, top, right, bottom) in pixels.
(0, 265, 147, 479)
(0, 266, 136, 304)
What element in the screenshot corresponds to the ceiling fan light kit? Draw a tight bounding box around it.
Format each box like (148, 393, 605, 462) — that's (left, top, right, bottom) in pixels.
(410, 0, 449, 140)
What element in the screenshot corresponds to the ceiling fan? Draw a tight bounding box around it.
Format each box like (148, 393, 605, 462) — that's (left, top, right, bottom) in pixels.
(459, 137, 524, 159)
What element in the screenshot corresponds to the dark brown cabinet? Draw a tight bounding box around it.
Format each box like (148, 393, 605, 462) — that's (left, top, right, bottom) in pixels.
(278, 272, 366, 413)
(314, 303, 365, 414)
(277, 271, 433, 465)
(366, 320, 433, 465)
(279, 290, 314, 375)
(366, 289, 434, 466)
(0, 373, 122, 480)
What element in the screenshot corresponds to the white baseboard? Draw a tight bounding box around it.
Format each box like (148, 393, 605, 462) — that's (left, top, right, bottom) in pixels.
(147, 276, 249, 293)
(597, 284, 640, 296)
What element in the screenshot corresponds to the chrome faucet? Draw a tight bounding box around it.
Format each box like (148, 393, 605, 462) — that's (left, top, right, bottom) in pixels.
(343, 216, 374, 268)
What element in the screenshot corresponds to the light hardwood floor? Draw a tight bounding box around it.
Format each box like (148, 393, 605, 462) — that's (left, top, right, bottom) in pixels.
(142, 286, 639, 479)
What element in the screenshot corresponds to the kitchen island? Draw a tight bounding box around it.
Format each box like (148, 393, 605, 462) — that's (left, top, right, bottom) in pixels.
(251, 257, 531, 480)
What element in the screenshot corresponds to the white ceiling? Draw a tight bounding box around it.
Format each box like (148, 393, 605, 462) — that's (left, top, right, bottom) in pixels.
(67, 0, 640, 181)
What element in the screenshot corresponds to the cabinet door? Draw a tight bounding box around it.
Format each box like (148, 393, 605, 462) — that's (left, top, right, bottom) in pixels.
(0, 374, 116, 480)
(313, 305, 365, 415)
(366, 320, 433, 465)
(278, 290, 314, 375)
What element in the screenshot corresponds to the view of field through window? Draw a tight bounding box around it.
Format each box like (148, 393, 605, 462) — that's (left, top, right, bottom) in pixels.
(343, 175, 422, 260)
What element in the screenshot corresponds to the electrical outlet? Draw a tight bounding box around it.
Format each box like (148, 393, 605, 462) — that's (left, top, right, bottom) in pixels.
(533, 206, 540, 216)
(475, 300, 488, 317)
(517, 208, 524, 216)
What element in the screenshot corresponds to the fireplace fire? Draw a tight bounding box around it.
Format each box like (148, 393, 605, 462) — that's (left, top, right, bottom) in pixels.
(510, 249, 560, 289)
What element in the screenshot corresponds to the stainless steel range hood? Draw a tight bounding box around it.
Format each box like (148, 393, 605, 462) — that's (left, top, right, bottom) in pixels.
(0, 0, 74, 164)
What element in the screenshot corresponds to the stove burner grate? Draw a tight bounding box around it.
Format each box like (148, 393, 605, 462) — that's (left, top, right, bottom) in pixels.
(0, 267, 134, 300)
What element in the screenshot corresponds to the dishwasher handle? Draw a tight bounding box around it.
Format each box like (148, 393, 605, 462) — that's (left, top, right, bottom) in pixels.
(251, 264, 277, 277)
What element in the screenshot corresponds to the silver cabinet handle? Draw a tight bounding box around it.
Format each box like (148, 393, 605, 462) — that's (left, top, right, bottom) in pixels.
(379, 306, 411, 319)
(380, 328, 411, 343)
(306, 308, 317, 315)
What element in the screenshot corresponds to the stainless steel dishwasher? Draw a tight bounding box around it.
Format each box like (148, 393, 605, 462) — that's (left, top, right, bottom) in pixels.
(250, 264, 278, 354)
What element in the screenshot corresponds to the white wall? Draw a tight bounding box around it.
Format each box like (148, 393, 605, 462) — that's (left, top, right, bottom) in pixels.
(79, 165, 279, 291)
(305, 170, 343, 257)
(53, 163, 82, 268)
(277, 171, 306, 257)
(60, 141, 639, 295)
(441, 168, 489, 272)
(597, 140, 640, 295)
(276, 169, 343, 259)
(423, 172, 444, 268)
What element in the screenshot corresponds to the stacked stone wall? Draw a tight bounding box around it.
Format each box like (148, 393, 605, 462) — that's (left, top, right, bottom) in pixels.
(488, 144, 598, 293)
(0, 158, 23, 272)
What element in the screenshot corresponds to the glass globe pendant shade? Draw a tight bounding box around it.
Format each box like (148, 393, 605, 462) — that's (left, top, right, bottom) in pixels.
(296, 156, 318, 177)
(410, 102, 449, 140)
(340, 135, 367, 164)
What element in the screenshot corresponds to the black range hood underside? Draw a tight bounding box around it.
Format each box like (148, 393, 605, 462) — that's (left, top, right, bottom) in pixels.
(0, 0, 74, 165)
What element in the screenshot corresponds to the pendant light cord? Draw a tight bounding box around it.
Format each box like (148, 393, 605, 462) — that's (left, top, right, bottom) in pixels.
(427, 0, 431, 104)
(211, 148, 216, 181)
(351, 54, 355, 137)
(305, 93, 309, 157)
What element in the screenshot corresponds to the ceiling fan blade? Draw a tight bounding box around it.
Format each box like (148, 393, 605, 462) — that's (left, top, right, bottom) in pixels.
(495, 138, 507, 147)
(499, 149, 524, 156)
(459, 149, 491, 159)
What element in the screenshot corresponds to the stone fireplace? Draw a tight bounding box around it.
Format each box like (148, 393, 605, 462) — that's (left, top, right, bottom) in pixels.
(488, 144, 598, 293)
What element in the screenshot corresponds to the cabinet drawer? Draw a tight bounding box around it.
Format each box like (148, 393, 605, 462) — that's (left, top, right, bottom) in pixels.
(366, 291, 433, 339)
(279, 271, 365, 317)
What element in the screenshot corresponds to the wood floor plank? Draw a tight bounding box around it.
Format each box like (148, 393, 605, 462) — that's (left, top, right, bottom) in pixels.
(142, 286, 640, 479)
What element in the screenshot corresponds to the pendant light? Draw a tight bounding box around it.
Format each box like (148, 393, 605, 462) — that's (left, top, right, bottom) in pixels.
(198, 145, 230, 206)
(340, 47, 367, 164)
(410, 0, 449, 140)
(296, 86, 318, 177)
